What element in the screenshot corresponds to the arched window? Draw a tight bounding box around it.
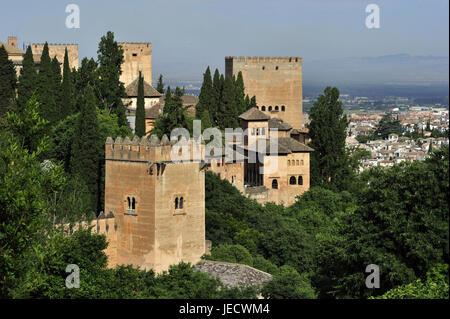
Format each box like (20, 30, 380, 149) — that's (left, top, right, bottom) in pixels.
(127, 197, 131, 210)
(272, 179, 278, 189)
(288, 160, 291, 166)
(179, 197, 184, 209)
(296, 160, 299, 165)
(132, 197, 136, 210)
(262, 66, 265, 70)
(298, 176, 303, 185)
(289, 176, 296, 185)
(275, 106, 279, 111)
(282, 105, 285, 112)
(268, 106, 272, 111)
(175, 197, 179, 209)
(261, 106, 266, 111)
(301, 160, 304, 166)
(275, 66, 279, 70)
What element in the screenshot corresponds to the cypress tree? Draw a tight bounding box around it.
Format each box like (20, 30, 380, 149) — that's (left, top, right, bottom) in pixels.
(196, 66, 213, 118)
(156, 74, 164, 94)
(135, 71, 146, 137)
(211, 69, 221, 124)
(234, 71, 246, 114)
(163, 86, 173, 115)
(97, 31, 128, 128)
(0, 45, 17, 116)
(200, 109, 213, 130)
(70, 85, 100, 213)
(219, 76, 238, 129)
(36, 42, 57, 125)
(17, 46, 37, 113)
(249, 96, 257, 109)
(244, 95, 250, 111)
(61, 48, 74, 119)
(308, 86, 351, 191)
(51, 56, 62, 119)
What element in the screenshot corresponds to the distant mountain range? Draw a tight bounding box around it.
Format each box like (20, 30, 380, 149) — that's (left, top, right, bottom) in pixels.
(304, 54, 449, 87)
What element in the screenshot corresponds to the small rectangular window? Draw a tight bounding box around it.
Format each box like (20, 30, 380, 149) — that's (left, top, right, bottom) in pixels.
(132, 53, 137, 57)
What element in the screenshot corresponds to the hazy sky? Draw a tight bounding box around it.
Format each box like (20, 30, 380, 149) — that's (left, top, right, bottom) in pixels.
(1, 0, 448, 82)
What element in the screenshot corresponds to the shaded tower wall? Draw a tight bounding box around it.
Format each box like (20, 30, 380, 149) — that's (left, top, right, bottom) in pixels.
(225, 56, 303, 130)
(104, 136, 205, 273)
(118, 42, 152, 88)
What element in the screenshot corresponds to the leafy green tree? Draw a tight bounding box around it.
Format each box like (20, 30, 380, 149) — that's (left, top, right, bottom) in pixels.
(308, 87, 352, 191)
(61, 48, 74, 119)
(17, 46, 37, 113)
(0, 101, 65, 298)
(135, 71, 146, 137)
(372, 264, 449, 299)
(262, 265, 317, 299)
(206, 244, 254, 266)
(70, 86, 100, 214)
(0, 45, 17, 116)
(97, 31, 128, 127)
(156, 74, 164, 94)
(374, 113, 402, 139)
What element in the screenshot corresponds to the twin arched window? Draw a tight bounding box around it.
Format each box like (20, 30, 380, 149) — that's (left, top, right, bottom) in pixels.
(175, 196, 184, 210)
(127, 196, 136, 211)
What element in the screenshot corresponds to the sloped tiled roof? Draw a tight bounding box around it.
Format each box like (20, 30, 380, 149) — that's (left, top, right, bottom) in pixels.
(125, 78, 162, 97)
(268, 118, 292, 131)
(160, 94, 199, 106)
(239, 107, 270, 121)
(244, 137, 314, 154)
(145, 103, 163, 119)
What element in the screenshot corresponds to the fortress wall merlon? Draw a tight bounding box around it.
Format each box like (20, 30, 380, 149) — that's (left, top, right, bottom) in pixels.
(106, 135, 203, 163)
(226, 56, 302, 64)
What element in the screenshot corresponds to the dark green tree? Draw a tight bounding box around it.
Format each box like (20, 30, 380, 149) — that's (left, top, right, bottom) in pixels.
(211, 68, 222, 124)
(218, 76, 238, 129)
(51, 56, 62, 119)
(196, 67, 213, 118)
(0, 45, 17, 116)
(234, 71, 246, 114)
(17, 46, 37, 113)
(61, 48, 74, 119)
(70, 85, 100, 214)
(374, 113, 402, 139)
(97, 31, 128, 127)
(135, 72, 146, 137)
(156, 74, 164, 94)
(308, 87, 352, 191)
(36, 42, 58, 125)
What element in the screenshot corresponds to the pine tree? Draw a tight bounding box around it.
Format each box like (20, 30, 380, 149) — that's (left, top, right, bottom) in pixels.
(70, 85, 100, 213)
(97, 31, 128, 128)
(196, 67, 213, 118)
(156, 74, 164, 94)
(135, 71, 146, 137)
(17, 46, 37, 113)
(36, 42, 57, 125)
(0, 45, 17, 116)
(308, 86, 352, 191)
(51, 56, 62, 119)
(61, 48, 74, 119)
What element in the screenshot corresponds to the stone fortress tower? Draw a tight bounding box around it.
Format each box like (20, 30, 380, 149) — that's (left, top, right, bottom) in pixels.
(225, 56, 303, 130)
(100, 135, 206, 273)
(31, 43, 79, 69)
(118, 42, 152, 87)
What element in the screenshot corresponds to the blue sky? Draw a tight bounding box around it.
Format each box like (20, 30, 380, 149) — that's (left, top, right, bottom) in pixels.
(1, 0, 448, 83)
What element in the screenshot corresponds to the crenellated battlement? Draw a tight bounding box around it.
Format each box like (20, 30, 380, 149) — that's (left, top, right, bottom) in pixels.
(225, 56, 302, 63)
(105, 135, 204, 163)
(30, 42, 79, 69)
(30, 43, 79, 51)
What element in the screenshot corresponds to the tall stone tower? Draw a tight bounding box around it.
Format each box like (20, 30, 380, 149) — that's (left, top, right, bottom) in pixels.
(103, 135, 205, 272)
(225, 56, 303, 130)
(31, 43, 79, 69)
(118, 42, 152, 88)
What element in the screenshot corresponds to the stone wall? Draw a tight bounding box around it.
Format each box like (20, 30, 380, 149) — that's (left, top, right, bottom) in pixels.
(31, 43, 79, 69)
